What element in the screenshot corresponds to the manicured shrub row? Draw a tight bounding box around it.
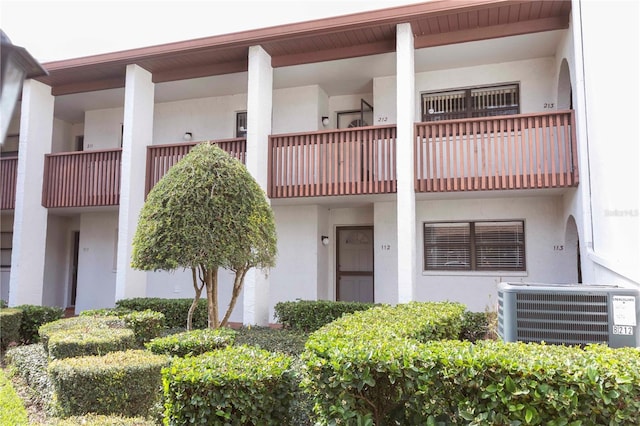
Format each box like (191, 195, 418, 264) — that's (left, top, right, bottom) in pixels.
(233, 326, 309, 356)
(0, 367, 29, 425)
(13, 304, 64, 344)
(49, 349, 169, 418)
(5, 344, 55, 414)
(163, 345, 294, 425)
(302, 301, 466, 424)
(39, 316, 135, 359)
(459, 310, 492, 342)
(81, 308, 166, 345)
(146, 327, 235, 357)
(0, 308, 22, 349)
(116, 297, 208, 329)
(274, 299, 374, 332)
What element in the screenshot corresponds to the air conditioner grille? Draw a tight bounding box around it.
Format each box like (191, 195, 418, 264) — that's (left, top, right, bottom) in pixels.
(514, 292, 609, 345)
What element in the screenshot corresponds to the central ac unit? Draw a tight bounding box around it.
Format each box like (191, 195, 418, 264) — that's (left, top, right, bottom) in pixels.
(498, 282, 640, 348)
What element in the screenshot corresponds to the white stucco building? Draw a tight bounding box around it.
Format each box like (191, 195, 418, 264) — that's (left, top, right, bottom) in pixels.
(1, 0, 638, 325)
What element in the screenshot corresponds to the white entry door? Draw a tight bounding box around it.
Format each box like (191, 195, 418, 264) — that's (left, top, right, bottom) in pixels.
(337, 227, 374, 303)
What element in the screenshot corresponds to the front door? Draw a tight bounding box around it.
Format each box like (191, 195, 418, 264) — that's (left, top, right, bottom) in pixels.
(336, 226, 374, 303)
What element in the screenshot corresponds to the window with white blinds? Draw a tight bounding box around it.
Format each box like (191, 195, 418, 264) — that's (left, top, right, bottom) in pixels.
(424, 220, 525, 271)
(422, 84, 519, 122)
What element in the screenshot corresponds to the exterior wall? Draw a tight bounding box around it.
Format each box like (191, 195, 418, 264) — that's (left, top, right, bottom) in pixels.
(75, 212, 118, 313)
(51, 118, 73, 153)
(572, 0, 639, 288)
(84, 108, 124, 150)
(153, 94, 247, 144)
(373, 76, 396, 125)
(415, 195, 576, 312)
(42, 215, 71, 307)
(374, 201, 398, 304)
(329, 93, 374, 126)
(273, 85, 322, 134)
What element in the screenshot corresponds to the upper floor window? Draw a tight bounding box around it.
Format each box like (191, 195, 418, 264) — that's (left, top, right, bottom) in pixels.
(236, 111, 247, 138)
(423, 220, 525, 272)
(422, 84, 520, 122)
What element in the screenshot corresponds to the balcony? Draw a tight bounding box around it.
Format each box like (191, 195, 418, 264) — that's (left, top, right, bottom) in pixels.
(42, 149, 122, 208)
(268, 125, 397, 198)
(0, 156, 18, 210)
(145, 138, 246, 195)
(414, 111, 578, 192)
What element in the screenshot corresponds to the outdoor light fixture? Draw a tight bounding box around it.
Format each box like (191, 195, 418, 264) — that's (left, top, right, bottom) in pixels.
(321, 235, 329, 246)
(0, 30, 47, 143)
(321, 116, 329, 127)
(183, 132, 193, 141)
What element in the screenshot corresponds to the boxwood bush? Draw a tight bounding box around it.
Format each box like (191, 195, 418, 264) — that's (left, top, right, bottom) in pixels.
(116, 297, 208, 329)
(163, 345, 294, 425)
(80, 308, 165, 345)
(39, 315, 126, 350)
(146, 327, 235, 357)
(47, 327, 136, 359)
(49, 349, 169, 418)
(0, 308, 22, 349)
(233, 326, 308, 356)
(274, 299, 374, 332)
(14, 304, 64, 344)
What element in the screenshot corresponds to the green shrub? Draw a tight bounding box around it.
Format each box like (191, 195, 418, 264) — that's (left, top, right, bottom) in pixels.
(459, 310, 490, 342)
(163, 345, 294, 425)
(79, 307, 133, 317)
(274, 299, 374, 332)
(123, 309, 165, 346)
(49, 349, 169, 418)
(44, 414, 156, 425)
(302, 301, 466, 424)
(116, 297, 208, 329)
(0, 368, 29, 425)
(48, 327, 136, 359)
(146, 327, 235, 357)
(5, 344, 54, 413)
(0, 308, 22, 349)
(233, 326, 308, 356)
(39, 316, 125, 350)
(14, 304, 64, 344)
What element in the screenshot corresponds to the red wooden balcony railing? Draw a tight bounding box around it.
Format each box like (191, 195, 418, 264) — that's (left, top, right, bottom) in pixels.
(414, 111, 578, 192)
(42, 149, 122, 208)
(268, 125, 397, 198)
(0, 156, 18, 210)
(145, 138, 246, 195)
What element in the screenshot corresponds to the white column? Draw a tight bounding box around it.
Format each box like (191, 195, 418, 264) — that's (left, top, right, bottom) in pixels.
(8, 80, 54, 306)
(115, 64, 154, 301)
(396, 23, 416, 303)
(243, 45, 273, 326)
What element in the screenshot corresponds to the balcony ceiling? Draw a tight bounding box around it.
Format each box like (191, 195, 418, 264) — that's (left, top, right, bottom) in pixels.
(39, 0, 571, 97)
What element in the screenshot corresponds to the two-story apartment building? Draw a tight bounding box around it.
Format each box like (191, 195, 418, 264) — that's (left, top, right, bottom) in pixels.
(1, 0, 638, 325)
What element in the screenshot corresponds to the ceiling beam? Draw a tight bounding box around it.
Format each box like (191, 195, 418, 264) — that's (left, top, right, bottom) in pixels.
(272, 39, 395, 68)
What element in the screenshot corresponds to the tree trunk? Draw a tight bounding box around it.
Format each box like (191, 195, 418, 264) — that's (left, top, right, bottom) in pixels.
(187, 267, 204, 331)
(206, 267, 219, 328)
(220, 266, 249, 327)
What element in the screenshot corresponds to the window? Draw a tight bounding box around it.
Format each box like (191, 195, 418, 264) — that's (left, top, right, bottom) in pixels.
(236, 111, 247, 138)
(422, 84, 519, 122)
(424, 220, 525, 271)
(1, 232, 12, 269)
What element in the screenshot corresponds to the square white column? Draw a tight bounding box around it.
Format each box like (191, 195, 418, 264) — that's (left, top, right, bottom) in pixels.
(396, 23, 417, 303)
(243, 45, 273, 326)
(8, 80, 54, 306)
(115, 64, 154, 301)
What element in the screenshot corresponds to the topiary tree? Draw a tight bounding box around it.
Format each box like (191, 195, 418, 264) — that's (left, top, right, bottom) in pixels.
(131, 143, 277, 329)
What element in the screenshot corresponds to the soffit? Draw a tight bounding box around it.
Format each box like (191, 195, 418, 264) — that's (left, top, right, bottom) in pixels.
(37, 0, 571, 96)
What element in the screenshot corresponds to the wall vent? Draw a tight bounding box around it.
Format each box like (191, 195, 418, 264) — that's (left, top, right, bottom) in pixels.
(498, 282, 639, 348)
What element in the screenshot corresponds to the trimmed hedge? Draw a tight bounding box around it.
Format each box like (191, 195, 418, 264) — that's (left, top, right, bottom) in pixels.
(302, 302, 640, 425)
(274, 299, 374, 332)
(14, 304, 64, 344)
(146, 327, 235, 357)
(233, 326, 309, 356)
(39, 316, 126, 349)
(80, 308, 165, 345)
(163, 345, 294, 425)
(5, 344, 54, 413)
(301, 301, 466, 424)
(116, 297, 208, 329)
(49, 349, 169, 418)
(0, 308, 22, 349)
(0, 368, 29, 425)
(48, 327, 136, 359)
